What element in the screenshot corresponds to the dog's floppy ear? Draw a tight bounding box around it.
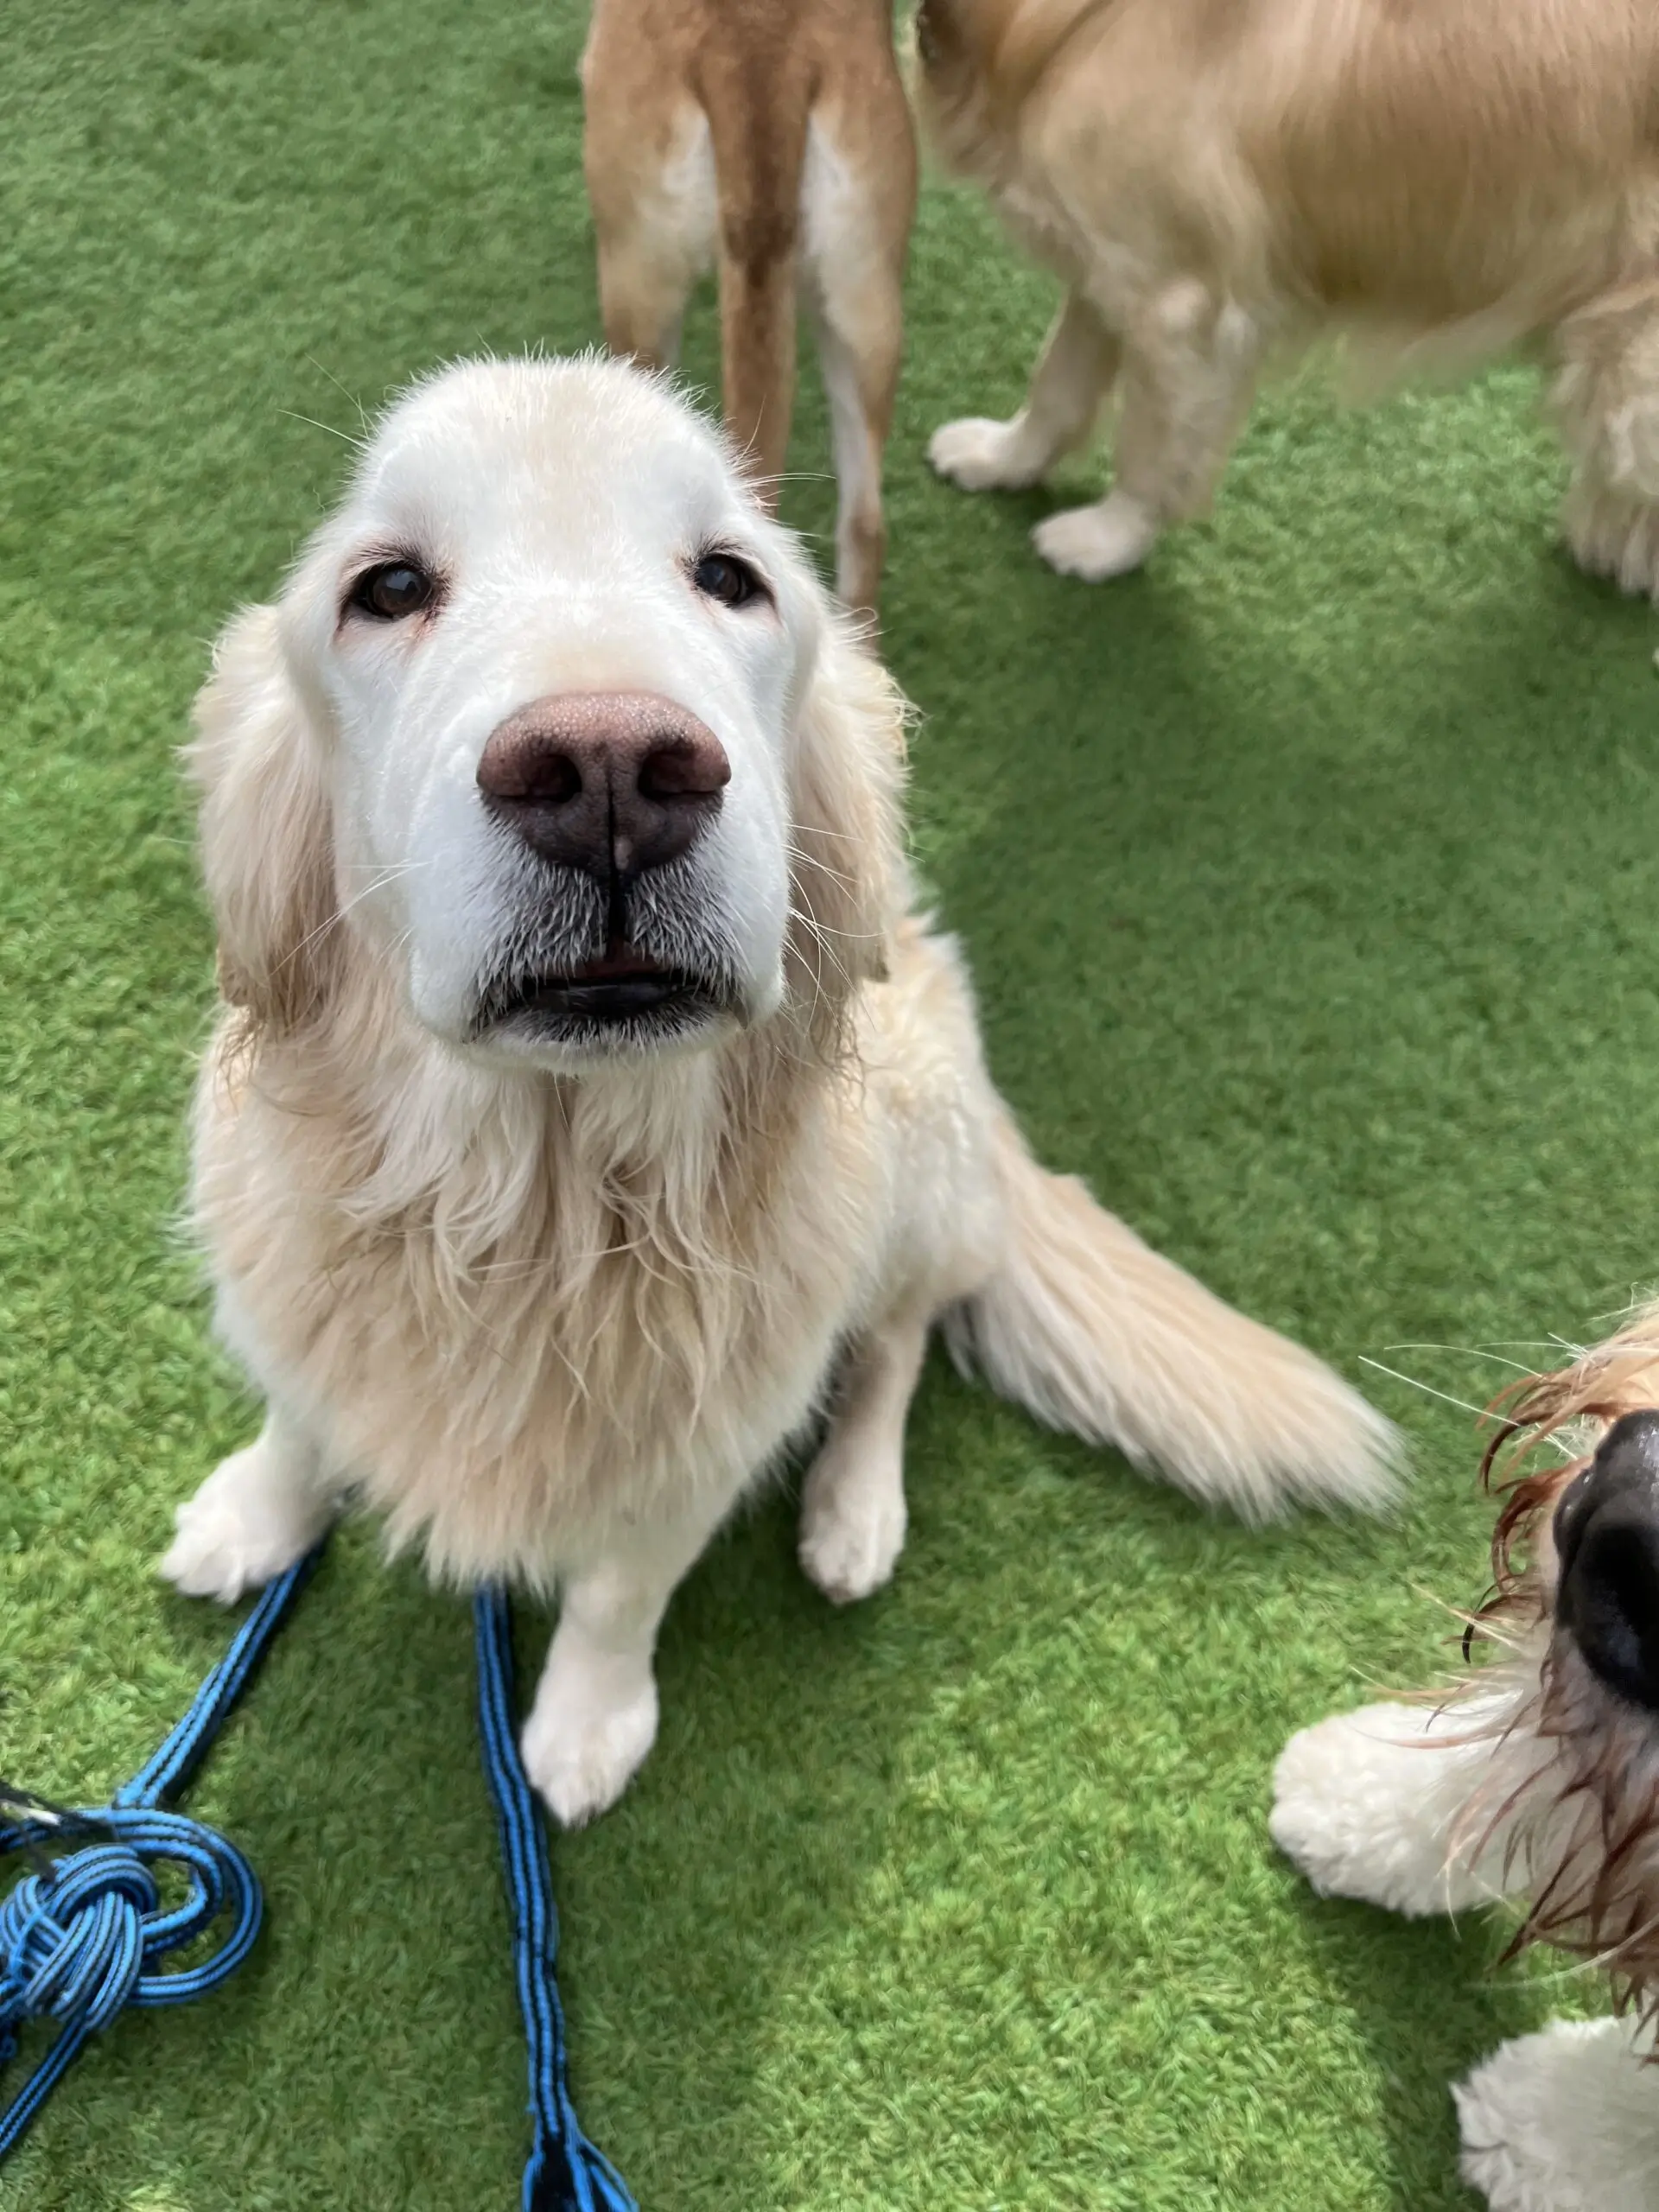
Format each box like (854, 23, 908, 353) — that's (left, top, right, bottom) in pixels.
(788, 613, 908, 1004)
(185, 601, 339, 1039)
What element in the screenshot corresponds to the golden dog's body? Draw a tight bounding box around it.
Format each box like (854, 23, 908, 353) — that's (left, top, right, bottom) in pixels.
(162, 359, 1395, 1828)
(920, 0, 1659, 591)
(583, 0, 916, 615)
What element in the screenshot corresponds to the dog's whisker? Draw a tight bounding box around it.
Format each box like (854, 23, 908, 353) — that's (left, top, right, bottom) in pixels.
(1357, 1357, 1491, 1420)
(278, 408, 369, 451)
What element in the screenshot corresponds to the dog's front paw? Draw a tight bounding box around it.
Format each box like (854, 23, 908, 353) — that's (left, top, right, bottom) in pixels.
(928, 416, 1041, 493)
(1456, 2018, 1657, 2212)
(521, 1664, 659, 1828)
(1032, 492, 1159, 580)
(160, 1440, 331, 1604)
(798, 1449, 906, 1605)
(1271, 1703, 1488, 1917)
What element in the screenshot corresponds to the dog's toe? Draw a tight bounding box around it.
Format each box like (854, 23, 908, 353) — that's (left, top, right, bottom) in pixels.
(1032, 493, 1159, 581)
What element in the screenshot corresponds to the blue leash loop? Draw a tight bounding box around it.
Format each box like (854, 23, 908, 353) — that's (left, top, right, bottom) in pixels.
(0, 1549, 635, 2210)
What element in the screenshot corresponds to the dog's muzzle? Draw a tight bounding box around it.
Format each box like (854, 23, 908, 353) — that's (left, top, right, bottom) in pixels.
(1554, 1409, 1659, 1711)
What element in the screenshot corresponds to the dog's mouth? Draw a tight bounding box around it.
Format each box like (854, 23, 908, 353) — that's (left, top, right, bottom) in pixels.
(473, 945, 734, 1045)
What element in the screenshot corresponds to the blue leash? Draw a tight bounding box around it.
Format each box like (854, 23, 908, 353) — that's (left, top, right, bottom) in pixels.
(0, 1549, 634, 2210)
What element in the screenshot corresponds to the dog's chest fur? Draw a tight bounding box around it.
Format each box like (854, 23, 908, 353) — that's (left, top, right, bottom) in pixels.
(193, 1008, 888, 1586)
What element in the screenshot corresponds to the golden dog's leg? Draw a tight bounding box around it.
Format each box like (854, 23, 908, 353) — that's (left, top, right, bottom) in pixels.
(1554, 276, 1659, 603)
(1033, 281, 1261, 582)
(928, 289, 1121, 493)
(798, 1308, 931, 1605)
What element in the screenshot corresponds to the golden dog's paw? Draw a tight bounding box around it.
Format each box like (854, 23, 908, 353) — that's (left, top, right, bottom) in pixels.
(928, 416, 1044, 493)
(798, 1452, 906, 1605)
(1032, 493, 1159, 581)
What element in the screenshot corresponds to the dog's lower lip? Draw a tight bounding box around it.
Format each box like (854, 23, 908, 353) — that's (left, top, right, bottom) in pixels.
(482, 962, 719, 1027)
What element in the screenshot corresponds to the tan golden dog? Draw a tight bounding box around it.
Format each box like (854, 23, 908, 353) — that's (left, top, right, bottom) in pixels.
(918, 0, 1659, 591)
(158, 356, 1396, 1830)
(582, 0, 916, 618)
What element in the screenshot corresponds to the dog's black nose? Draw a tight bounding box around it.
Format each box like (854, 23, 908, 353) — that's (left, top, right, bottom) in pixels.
(476, 691, 729, 879)
(1556, 1410, 1659, 1710)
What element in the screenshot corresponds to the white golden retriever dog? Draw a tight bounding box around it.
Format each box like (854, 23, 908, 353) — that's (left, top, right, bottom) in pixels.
(161, 355, 1395, 1825)
(1274, 1323, 1659, 2212)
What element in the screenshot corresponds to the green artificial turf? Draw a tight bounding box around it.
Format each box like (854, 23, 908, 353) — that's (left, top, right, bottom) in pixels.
(3, 3, 1657, 2206)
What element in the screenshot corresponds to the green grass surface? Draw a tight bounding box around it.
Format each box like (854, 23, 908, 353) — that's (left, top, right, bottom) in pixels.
(3, 3, 1656, 2206)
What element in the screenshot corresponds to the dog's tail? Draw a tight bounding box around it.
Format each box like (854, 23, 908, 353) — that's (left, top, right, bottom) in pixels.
(700, 57, 813, 505)
(943, 1110, 1402, 1522)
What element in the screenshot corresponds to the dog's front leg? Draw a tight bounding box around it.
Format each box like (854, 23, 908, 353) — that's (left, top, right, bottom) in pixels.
(161, 1401, 342, 1604)
(1271, 1697, 1529, 1917)
(522, 1509, 726, 1828)
(928, 290, 1121, 494)
(1456, 2015, 1659, 2212)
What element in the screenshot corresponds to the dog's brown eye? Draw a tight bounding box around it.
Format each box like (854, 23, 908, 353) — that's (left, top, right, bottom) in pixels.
(692, 552, 763, 609)
(350, 562, 436, 621)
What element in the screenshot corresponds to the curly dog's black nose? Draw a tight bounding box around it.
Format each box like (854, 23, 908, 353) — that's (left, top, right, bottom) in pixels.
(1556, 1409, 1659, 1711)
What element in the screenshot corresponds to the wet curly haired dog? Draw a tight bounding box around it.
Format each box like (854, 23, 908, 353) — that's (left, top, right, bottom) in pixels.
(1274, 1312, 1659, 2212)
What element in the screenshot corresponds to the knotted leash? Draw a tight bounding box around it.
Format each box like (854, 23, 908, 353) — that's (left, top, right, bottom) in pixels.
(0, 1548, 634, 2211)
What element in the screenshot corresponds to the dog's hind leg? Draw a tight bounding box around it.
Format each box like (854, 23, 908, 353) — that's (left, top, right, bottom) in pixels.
(929, 289, 1121, 495)
(1456, 2016, 1659, 2212)
(798, 1307, 931, 1605)
(804, 96, 917, 623)
(1033, 280, 1260, 582)
(1271, 1698, 1532, 1918)
(1554, 277, 1659, 601)
(702, 67, 814, 508)
(586, 103, 715, 371)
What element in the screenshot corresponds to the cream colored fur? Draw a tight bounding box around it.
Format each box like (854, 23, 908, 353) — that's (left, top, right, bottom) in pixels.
(918, 0, 1659, 592)
(162, 355, 1396, 1824)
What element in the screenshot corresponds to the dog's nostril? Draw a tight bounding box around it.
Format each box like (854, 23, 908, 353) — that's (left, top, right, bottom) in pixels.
(638, 739, 730, 803)
(497, 749, 582, 807)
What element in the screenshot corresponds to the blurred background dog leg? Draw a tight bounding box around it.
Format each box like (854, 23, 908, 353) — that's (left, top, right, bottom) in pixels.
(1033, 281, 1261, 582)
(1554, 276, 1659, 603)
(930, 289, 1121, 500)
(582, 13, 715, 369)
(803, 58, 916, 623)
(583, 0, 915, 614)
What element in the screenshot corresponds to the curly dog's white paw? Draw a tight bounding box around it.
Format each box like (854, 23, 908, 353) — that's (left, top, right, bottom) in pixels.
(1271, 1701, 1502, 1917)
(1456, 2018, 1659, 2212)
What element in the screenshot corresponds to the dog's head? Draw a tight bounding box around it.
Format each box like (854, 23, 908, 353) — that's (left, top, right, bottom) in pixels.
(191, 355, 904, 1071)
(1467, 1323, 1659, 2014)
